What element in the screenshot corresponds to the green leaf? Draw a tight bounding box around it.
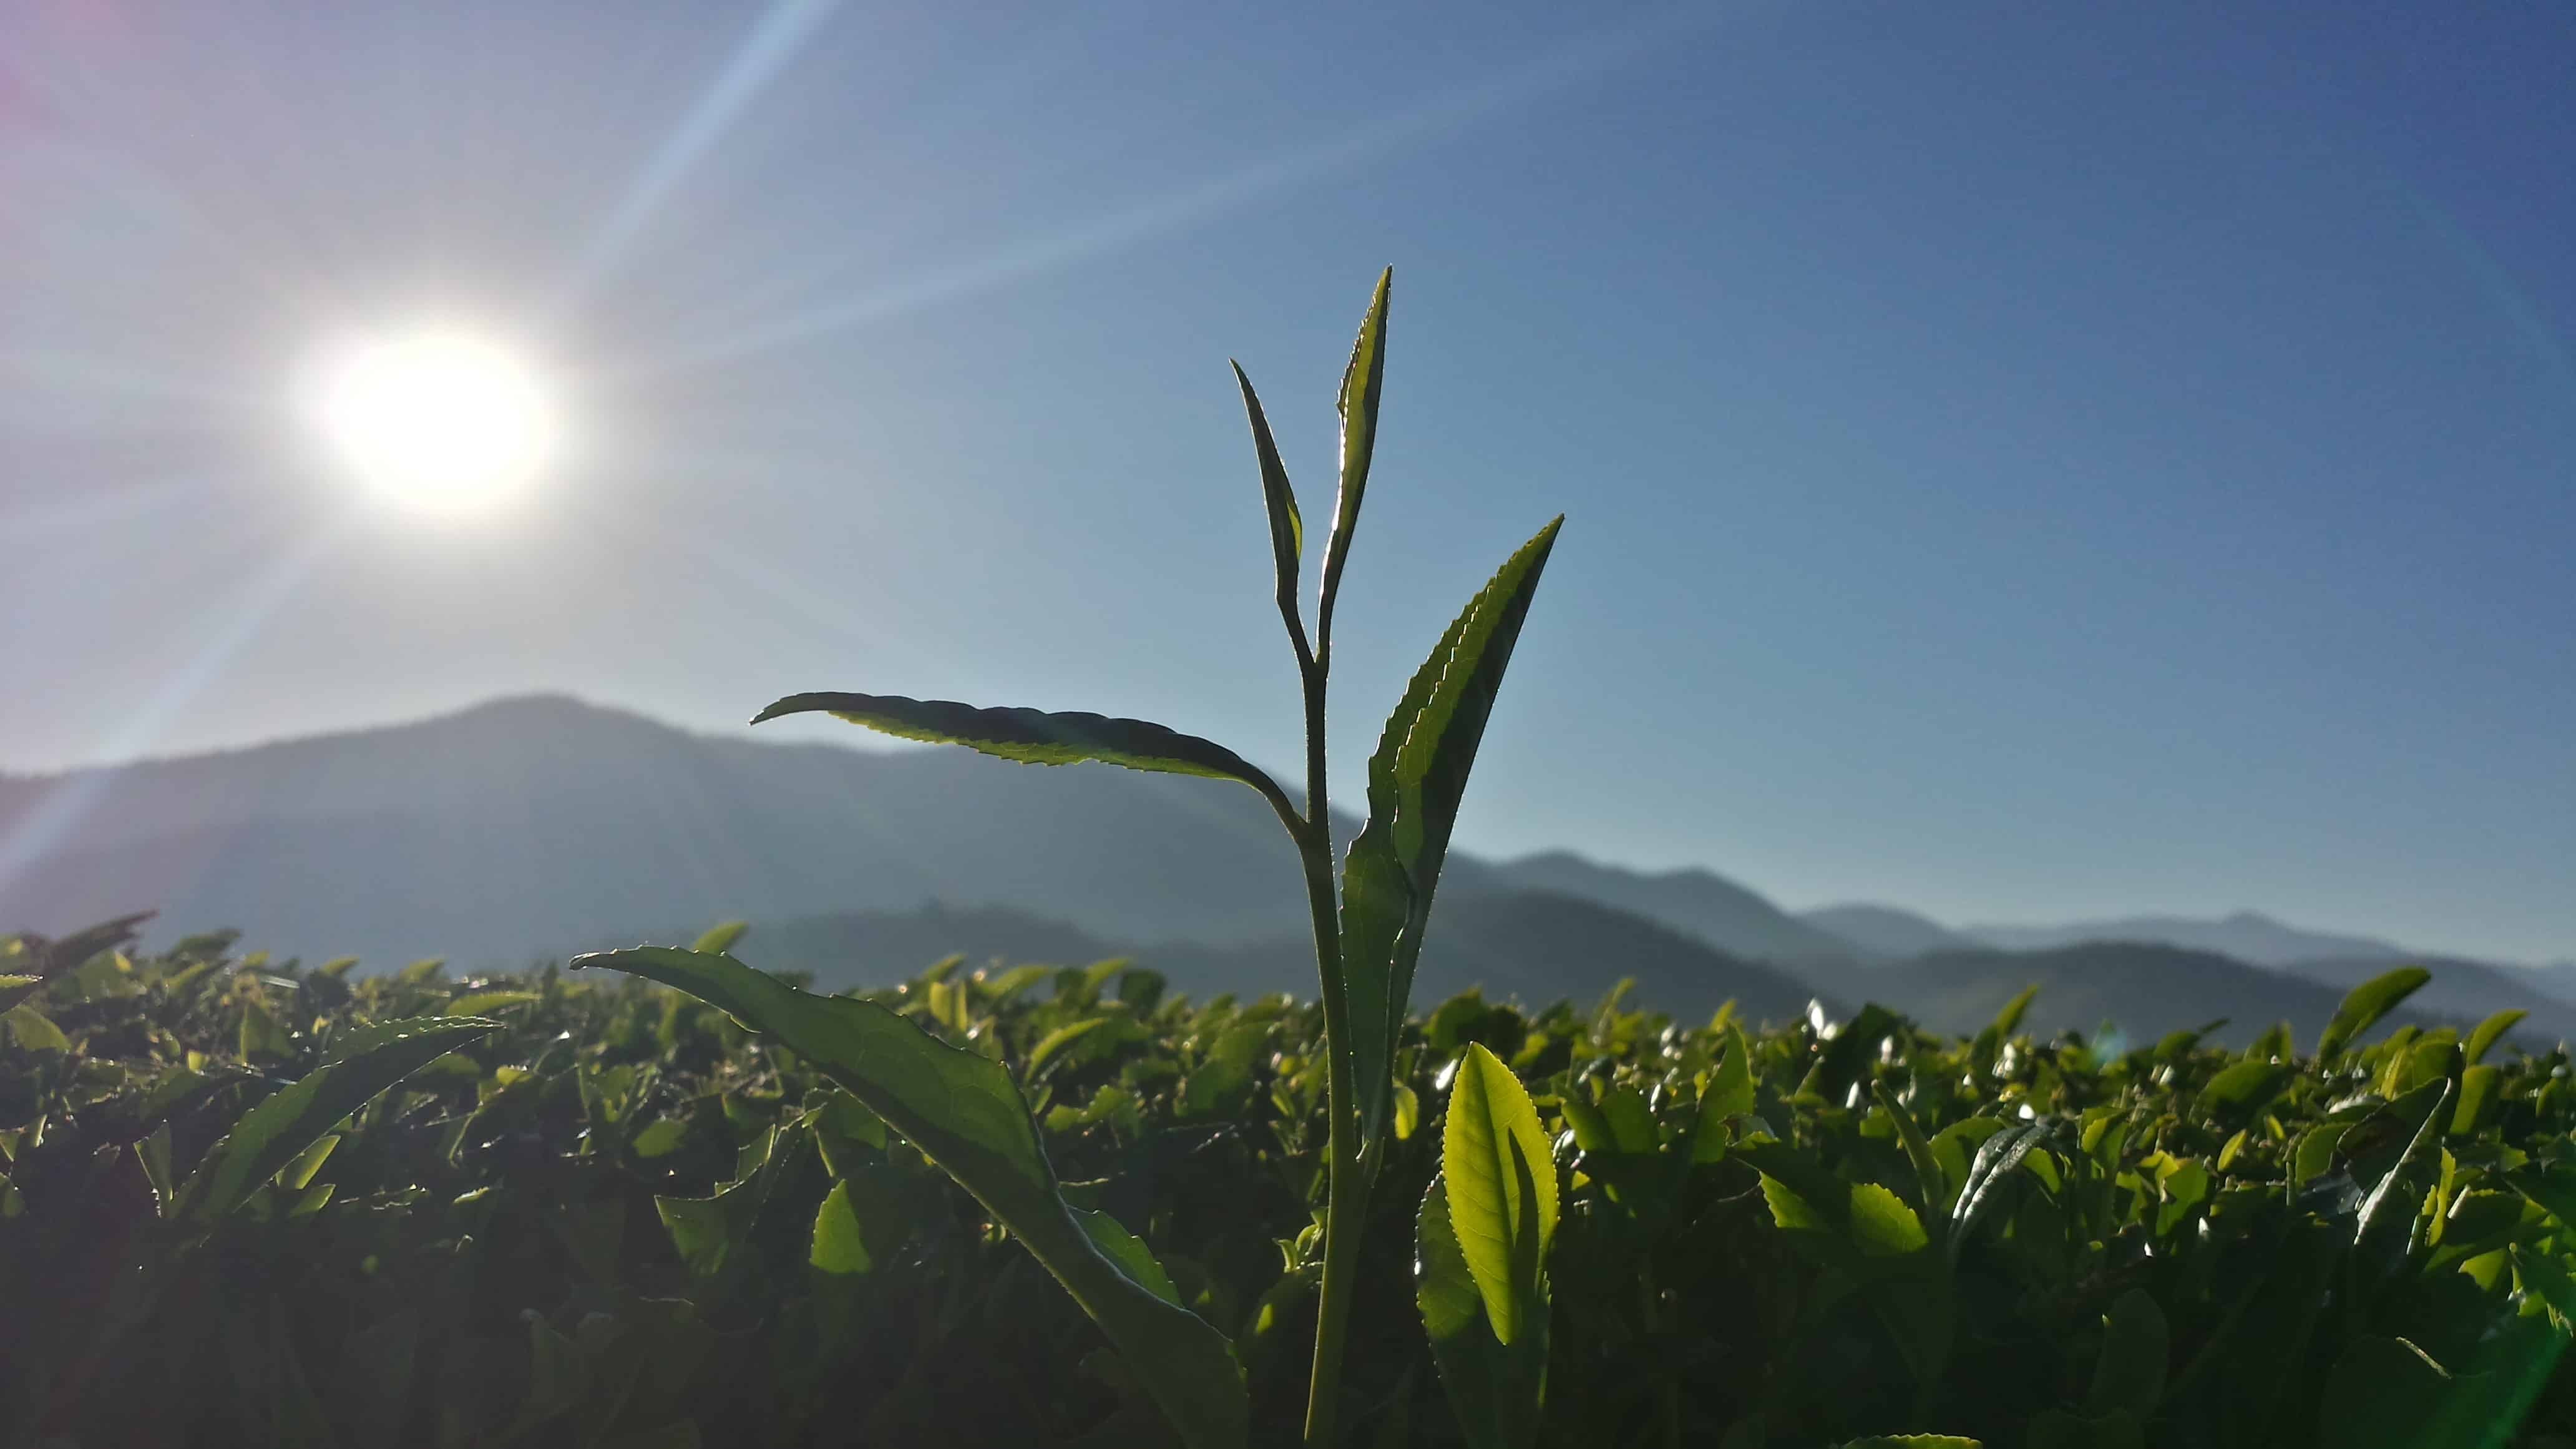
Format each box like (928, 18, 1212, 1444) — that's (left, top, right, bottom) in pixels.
(274, 1134, 339, 1192)
(1319, 267, 1391, 624)
(1442, 1043, 1558, 1346)
(1417, 1173, 1546, 1449)
(2316, 966, 2431, 1065)
(811, 1181, 871, 1274)
(1872, 1083, 1948, 1221)
(2354, 1080, 2452, 1257)
(3, 1003, 69, 1052)
(178, 1017, 497, 1221)
(751, 691, 1290, 821)
(1340, 518, 1565, 1148)
(446, 990, 540, 1017)
(1231, 362, 1305, 629)
(2452, 1063, 2501, 1135)
(2195, 1061, 2292, 1125)
(575, 946, 1243, 1449)
(1837, 1437, 1981, 1447)
(691, 920, 749, 956)
(2084, 1289, 2169, 1419)
(0, 974, 39, 1013)
(1949, 1121, 2049, 1266)
(1986, 983, 2039, 1043)
(2512, 1246, 2576, 1328)
(2464, 1008, 2525, 1067)
(1075, 1208, 1181, 1307)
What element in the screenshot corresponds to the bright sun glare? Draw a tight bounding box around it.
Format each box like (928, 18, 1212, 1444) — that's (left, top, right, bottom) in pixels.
(308, 329, 557, 515)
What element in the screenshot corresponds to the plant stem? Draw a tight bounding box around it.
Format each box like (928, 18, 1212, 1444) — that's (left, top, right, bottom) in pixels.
(1294, 657, 1364, 1449)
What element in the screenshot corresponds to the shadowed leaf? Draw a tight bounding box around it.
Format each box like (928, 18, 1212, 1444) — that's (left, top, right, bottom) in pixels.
(752, 691, 1290, 822)
(574, 945, 1243, 1449)
(179, 1017, 497, 1221)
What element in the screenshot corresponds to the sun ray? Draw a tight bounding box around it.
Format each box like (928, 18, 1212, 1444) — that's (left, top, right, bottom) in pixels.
(550, 0, 847, 318)
(592, 8, 1716, 389)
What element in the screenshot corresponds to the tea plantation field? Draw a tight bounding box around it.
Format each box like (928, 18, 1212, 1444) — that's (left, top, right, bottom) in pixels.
(5, 915, 2575, 1447)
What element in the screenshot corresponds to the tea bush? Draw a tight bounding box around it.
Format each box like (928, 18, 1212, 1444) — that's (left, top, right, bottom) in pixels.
(5, 915, 2575, 1447)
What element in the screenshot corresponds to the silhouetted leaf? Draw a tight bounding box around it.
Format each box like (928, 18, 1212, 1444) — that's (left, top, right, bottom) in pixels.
(573, 946, 1243, 1449)
(1340, 519, 1564, 1146)
(751, 691, 1290, 821)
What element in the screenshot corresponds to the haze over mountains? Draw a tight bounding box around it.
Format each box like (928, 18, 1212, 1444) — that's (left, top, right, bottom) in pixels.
(2, 695, 2566, 1044)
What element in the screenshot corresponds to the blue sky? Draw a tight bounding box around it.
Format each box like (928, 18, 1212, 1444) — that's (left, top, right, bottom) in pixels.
(1, 1, 2569, 959)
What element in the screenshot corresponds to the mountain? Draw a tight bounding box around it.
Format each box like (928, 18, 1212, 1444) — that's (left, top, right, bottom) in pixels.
(1874, 942, 2440, 1049)
(1958, 910, 2411, 968)
(2274, 955, 2576, 1043)
(0, 695, 1335, 966)
(1800, 903, 1969, 960)
(727, 891, 1834, 1027)
(1490, 851, 1860, 968)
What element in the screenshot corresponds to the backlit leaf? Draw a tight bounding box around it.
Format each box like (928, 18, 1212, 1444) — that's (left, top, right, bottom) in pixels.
(1417, 1172, 1546, 1449)
(1340, 518, 1564, 1148)
(2316, 967, 2430, 1066)
(1442, 1043, 1558, 1346)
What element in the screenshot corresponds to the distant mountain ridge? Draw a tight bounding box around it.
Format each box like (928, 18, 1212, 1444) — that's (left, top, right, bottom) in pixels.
(2, 694, 2565, 1045)
(1958, 910, 2411, 967)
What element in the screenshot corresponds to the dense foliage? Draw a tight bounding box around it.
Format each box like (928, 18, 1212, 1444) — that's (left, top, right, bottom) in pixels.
(6, 916, 2576, 1447)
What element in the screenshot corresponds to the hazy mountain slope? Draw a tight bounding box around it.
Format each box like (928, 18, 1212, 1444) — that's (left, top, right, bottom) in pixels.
(1958, 910, 2410, 967)
(1875, 942, 2442, 1048)
(1491, 851, 1860, 967)
(729, 891, 1832, 1027)
(0, 695, 1350, 965)
(2275, 955, 2576, 1043)
(1800, 903, 1968, 960)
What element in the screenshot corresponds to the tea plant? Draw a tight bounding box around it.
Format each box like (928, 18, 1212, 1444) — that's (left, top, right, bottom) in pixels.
(7, 914, 2576, 1446)
(580, 268, 1566, 1447)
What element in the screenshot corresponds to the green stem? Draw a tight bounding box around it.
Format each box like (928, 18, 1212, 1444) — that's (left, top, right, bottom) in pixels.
(1294, 656, 1365, 1449)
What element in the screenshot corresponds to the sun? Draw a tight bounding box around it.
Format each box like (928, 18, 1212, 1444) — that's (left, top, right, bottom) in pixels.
(307, 328, 558, 515)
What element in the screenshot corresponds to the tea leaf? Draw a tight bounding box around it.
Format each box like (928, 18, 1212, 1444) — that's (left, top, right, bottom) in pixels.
(1442, 1043, 1558, 1346)
(1319, 268, 1391, 627)
(1417, 1173, 1546, 1449)
(575, 945, 1244, 1449)
(751, 691, 1291, 823)
(2464, 1008, 2525, 1068)
(1231, 362, 1306, 637)
(1340, 518, 1564, 1146)
(2315, 966, 2430, 1066)
(179, 1017, 498, 1222)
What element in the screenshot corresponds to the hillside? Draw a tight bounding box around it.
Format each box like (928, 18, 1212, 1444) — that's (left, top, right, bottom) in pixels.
(1491, 851, 1861, 968)
(1881, 942, 2451, 1048)
(0, 695, 1328, 965)
(1799, 902, 1969, 959)
(723, 890, 1833, 1027)
(1959, 910, 2410, 967)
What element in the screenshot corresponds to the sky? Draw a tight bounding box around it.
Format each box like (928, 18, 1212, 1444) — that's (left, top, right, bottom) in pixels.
(0, 1, 2569, 961)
